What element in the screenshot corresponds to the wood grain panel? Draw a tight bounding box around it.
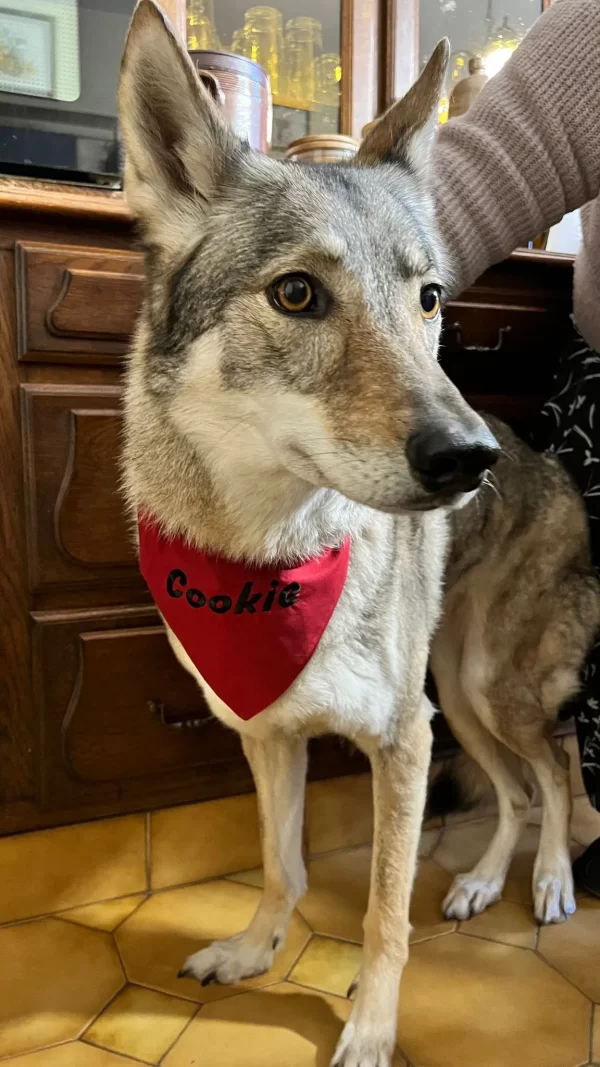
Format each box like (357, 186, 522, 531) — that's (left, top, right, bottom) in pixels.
(16, 241, 144, 363)
(55, 408, 135, 567)
(21, 385, 141, 592)
(341, 0, 381, 138)
(32, 607, 252, 812)
(48, 269, 143, 340)
(0, 251, 36, 807)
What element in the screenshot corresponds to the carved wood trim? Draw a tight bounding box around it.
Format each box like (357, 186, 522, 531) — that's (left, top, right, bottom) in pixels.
(46, 269, 144, 340)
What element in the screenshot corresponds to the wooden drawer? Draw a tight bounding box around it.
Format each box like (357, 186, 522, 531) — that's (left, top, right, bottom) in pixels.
(32, 606, 252, 815)
(441, 257, 573, 427)
(16, 241, 144, 364)
(21, 384, 143, 595)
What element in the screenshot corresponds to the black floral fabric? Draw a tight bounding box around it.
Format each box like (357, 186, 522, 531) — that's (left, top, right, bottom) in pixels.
(531, 321, 600, 810)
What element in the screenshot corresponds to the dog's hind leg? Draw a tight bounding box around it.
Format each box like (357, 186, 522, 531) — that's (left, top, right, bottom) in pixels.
(483, 712, 574, 925)
(180, 731, 307, 985)
(332, 703, 432, 1067)
(525, 734, 574, 924)
(432, 643, 530, 920)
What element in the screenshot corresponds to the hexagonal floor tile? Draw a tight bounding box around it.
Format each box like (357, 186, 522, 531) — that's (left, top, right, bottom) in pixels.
(432, 819, 543, 907)
(116, 879, 310, 1003)
(290, 935, 362, 997)
(84, 983, 197, 1063)
(397, 933, 591, 1067)
(0, 917, 124, 1059)
(458, 901, 538, 949)
(296, 846, 370, 942)
(297, 849, 454, 944)
(539, 896, 600, 1000)
(162, 982, 407, 1067)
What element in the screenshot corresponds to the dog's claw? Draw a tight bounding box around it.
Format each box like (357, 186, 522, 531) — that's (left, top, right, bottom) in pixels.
(201, 970, 218, 986)
(177, 966, 193, 979)
(346, 978, 358, 999)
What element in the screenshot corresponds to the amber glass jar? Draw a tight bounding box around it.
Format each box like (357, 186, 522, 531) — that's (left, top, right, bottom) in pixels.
(285, 134, 358, 164)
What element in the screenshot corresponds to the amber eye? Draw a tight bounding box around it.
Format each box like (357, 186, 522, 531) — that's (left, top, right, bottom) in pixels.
(270, 274, 316, 314)
(420, 285, 441, 320)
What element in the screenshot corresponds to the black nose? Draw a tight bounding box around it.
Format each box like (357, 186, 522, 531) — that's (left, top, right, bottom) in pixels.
(407, 425, 500, 494)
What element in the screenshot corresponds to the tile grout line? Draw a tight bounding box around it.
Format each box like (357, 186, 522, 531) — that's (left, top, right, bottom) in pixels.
(0, 1038, 73, 1063)
(286, 974, 356, 999)
(79, 976, 129, 1043)
(0, 890, 150, 931)
(81, 1033, 150, 1065)
(455, 929, 536, 951)
(533, 942, 596, 1002)
(157, 1002, 203, 1065)
(284, 928, 316, 980)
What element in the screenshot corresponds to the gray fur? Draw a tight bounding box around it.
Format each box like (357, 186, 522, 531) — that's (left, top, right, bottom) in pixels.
(118, 8, 493, 1065)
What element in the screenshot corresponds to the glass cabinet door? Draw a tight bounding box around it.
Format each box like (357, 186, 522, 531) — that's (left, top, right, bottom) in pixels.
(419, 0, 546, 123)
(186, 0, 343, 154)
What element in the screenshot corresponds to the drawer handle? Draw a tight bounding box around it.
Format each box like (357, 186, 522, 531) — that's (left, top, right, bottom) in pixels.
(148, 700, 208, 730)
(446, 322, 512, 353)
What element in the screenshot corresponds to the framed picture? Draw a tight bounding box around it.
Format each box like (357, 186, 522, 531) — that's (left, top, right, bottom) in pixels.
(0, 9, 54, 98)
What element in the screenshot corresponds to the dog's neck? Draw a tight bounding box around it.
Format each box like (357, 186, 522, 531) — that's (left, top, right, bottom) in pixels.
(125, 385, 369, 565)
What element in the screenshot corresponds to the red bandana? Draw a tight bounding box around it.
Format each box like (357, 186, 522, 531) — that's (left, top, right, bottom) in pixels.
(138, 516, 351, 720)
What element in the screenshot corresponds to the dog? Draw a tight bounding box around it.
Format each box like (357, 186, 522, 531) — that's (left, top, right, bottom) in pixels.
(118, 5, 500, 1064)
(431, 414, 600, 925)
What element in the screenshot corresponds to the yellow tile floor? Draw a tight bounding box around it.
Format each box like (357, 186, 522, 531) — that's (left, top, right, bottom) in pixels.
(1, 744, 600, 1067)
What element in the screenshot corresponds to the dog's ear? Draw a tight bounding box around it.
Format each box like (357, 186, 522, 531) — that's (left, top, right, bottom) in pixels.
(119, 0, 238, 254)
(356, 39, 449, 173)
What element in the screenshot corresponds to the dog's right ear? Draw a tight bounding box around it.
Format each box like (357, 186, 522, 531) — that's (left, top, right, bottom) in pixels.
(119, 0, 237, 255)
(356, 39, 449, 176)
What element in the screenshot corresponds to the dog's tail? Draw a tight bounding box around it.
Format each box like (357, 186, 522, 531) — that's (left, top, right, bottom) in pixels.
(426, 752, 492, 818)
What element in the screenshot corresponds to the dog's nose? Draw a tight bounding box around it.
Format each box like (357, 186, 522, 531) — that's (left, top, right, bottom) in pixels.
(407, 425, 500, 494)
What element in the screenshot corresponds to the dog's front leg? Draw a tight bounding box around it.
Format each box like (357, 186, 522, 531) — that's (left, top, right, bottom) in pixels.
(333, 703, 432, 1067)
(180, 731, 307, 986)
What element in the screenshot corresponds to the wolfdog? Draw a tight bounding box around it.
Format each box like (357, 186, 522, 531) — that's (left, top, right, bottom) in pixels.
(431, 414, 600, 925)
(119, 4, 500, 1063)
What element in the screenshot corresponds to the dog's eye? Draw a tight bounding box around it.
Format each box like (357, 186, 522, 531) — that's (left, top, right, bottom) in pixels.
(420, 285, 441, 320)
(269, 274, 317, 315)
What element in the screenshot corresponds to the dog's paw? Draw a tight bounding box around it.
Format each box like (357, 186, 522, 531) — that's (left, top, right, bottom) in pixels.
(179, 932, 275, 986)
(331, 1019, 396, 1067)
(533, 868, 577, 924)
(443, 873, 503, 920)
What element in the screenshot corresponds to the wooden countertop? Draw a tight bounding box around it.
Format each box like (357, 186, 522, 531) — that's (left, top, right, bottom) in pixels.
(0, 178, 131, 222)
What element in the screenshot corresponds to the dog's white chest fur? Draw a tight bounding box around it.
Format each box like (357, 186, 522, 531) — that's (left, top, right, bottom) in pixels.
(166, 511, 448, 742)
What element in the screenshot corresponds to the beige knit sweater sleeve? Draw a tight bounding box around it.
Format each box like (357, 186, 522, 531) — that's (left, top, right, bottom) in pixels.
(433, 0, 600, 298)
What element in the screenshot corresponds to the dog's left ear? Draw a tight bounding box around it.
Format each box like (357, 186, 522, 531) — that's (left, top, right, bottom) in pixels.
(356, 39, 450, 173)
